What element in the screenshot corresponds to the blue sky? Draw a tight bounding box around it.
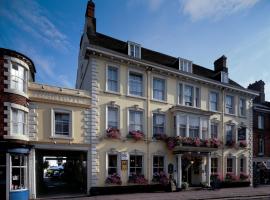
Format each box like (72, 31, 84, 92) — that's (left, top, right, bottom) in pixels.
(1, 0, 270, 99)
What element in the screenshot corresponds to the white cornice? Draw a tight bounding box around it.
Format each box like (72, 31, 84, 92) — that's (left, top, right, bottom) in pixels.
(86, 45, 258, 97)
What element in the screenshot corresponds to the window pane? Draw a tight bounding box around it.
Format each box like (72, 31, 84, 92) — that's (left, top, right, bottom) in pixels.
(129, 73, 143, 96)
(153, 114, 165, 135)
(211, 123, 218, 138)
(153, 78, 165, 101)
(129, 110, 143, 131)
(55, 112, 70, 135)
(108, 107, 118, 128)
(238, 128, 246, 141)
(184, 85, 193, 106)
(226, 125, 233, 142)
(108, 66, 118, 92)
(210, 92, 218, 111)
(179, 83, 183, 104)
(189, 116, 199, 138)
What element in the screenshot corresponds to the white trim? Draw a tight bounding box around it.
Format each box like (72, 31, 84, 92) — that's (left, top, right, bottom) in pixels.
(105, 104, 120, 130)
(127, 68, 145, 98)
(152, 112, 166, 137)
(225, 93, 236, 115)
(127, 41, 141, 59)
(209, 90, 219, 112)
(105, 63, 120, 93)
(127, 107, 145, 134)
(128, 151, 145, 177)
(177, 81, 201, 108)
(152, 74, 167, 102)
(151, 154, 167, 176)
(105, 151, 121, 177)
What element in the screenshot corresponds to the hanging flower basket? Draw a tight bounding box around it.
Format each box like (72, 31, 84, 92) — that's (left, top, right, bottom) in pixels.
(127, 130, 145, 141)
(105, 173, 122, 185)
(106, 128, 121, 139)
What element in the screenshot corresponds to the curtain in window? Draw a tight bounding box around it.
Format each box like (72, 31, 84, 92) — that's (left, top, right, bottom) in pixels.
(129, 110, 143, 131)
(189, 116, 199, 138)
(153, 78, 165, 100)
(12, 109, 25, 135)
(201, 119, 208, 140)
(179, 115, 186, 137)
(11, 63, 26, 92)
(153, 114, 165, 135)
(184, 85, 193, 106)
(129, 73, 143, 96)
(108, 107, 118, 128)
(108, 67, 118, 92)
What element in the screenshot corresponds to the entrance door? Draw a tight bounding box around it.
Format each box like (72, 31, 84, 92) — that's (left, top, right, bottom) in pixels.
(36, 149, 87, 198)
(0, 153, 6, 200)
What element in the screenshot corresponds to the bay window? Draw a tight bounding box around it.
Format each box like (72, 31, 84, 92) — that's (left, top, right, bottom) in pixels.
(129, 110, 143, 132)
(11, 108, 27, 136)
(153, 156, 164, 173)
(129, 72, 143, 96)
(10, 62, 27, 93)
(179, 115, 186, 137)
(184, 85, 193, 106)
(10, 154, 27, 191)
(107, 66, 119, 92)
(130, 155, 143, 175)
(153, 113, 165, 135)
(153, 78, 166, 101)
(178, 83, 200, 108)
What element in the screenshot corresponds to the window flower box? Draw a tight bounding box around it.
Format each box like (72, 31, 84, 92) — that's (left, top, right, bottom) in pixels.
(210, 173, 222, 181)
(239, 173, 249, 181)
(153, 133, 167, 141)
(105, 173, 122, 185)
(106, 128, 121, 139)
(239, 141, 247, 148)
(127, 130, 145, 141)
(226, 140, 235, 148)
(225, 173, 237, 182)
(209, 138, 222, 148)
(152, 171, 169, 186)
(128, 174, 148, 184)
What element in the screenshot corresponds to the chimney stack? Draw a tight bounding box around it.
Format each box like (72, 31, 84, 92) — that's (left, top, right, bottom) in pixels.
(248, 80, 265, 103)
(85, 0, 96, 35)
(214, 55, 228, 73)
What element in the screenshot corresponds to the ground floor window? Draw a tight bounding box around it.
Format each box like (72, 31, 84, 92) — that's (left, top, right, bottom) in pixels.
(108, 154, 118, 175)
(211, 158, 218, 173)
(10, 154, 27, 191)
(240, 158, 244, 173)
(130, 155, 143, 175)
(227, 158, 233, 173)
(153, 156, 164, 173)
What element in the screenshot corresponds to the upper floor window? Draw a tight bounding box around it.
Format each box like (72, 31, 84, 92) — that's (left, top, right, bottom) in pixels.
(210, 92, 218, 111)
(239, 98, 246, 116)
(179, 83, 200, 108)
(107, 106, 119, 129)
(153, 155, 164, 173)
(238, 127, 246, 141)
(130, 155, 143, 175)
(227, 158, 233, 173)
(11, 108, 27, 136)
(221, 71, 229, 84)
(54, 110, 72, 137)
(10, 62, 27, 93)
(240, 158, 244, 173)
(179, 58, 192, 73)
(225, 95, 234, 114)
(258, 115, 264, 129)
(108, 154, 118, 175)
(189, 116, 200, 138)
(107, 66, 119, 92)
(211, 122, 218, 139)
(129, 110, 143, 132)
(211, 158, 218, 173)
(259, 137, 264, 155)
(128, 42, 141, 59)
(129, 72, 143, 96)
(201, 119, 208, 140)
(153, 113, 165, 136)
(153, 78, 166, 101)
(225, 124, 234, 143)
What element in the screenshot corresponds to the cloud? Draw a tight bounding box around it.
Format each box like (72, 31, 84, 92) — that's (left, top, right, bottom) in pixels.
(180, 0, 259, 21)
(0, 0, 72, 52)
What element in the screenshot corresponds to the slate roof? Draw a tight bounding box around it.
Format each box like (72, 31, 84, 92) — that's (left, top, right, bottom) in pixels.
(87, 32, 244, 89)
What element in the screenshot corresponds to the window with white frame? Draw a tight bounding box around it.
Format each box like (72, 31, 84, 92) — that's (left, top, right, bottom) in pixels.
(239, 98, 246, 116)
(210, 92, 218, 111)
(179, 83, 200, 107)
(240, 158, 244, 173)
(211, 122, 218, 139)
(179, 115, 186, 137)
(54, 110, 71, 136)
(211, 158, 218, 173)
(108, 154, 118, 175)
(128, 42, 141, 59)
(129, 72, 143, 96)
(225, 95, 234, 114)
(107, 106, 118, 129)
(258, 115, 264, 129)
(153, 78, 166, 101)
(153, 155, 164, 173)
(10, 62, 27, 93)
(201, 119, 208, 140)
(153, 113, 165, 136)
(129, 155, 143, 175)
(238, 127, 246, 141)
(259, 137, 264, 155)
(129, 110, 143, 132)
(189, 116, 200, 138)
(10, 154, 27, 191)
(227, 158, 233, 173)
(179, 58, 192, 73)
(226, 124, 234, 143)
(11, 108, 27, 136)
(107, 66, 119, 92)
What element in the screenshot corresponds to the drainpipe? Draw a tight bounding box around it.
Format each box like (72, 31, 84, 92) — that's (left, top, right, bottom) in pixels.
(221, 87, 225, 180)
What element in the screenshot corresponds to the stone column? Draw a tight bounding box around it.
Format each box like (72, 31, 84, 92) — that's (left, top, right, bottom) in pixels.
(177, 154, 182, 188)
(206, 153, 211, 186)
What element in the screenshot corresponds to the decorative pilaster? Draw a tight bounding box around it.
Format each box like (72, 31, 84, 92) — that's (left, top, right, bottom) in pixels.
(28, 103, 38, 140)
(177, 154, 182, 188)
(206, 153, 211, 186)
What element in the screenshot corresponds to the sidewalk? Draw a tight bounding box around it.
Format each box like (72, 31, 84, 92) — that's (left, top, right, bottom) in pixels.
(42, 186, 270, 200)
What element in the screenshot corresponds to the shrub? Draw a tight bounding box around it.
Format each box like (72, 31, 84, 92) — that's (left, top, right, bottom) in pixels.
(105, 173, 122, 185)
(152, 171, 169, 186)
(128, 174, 148, 184)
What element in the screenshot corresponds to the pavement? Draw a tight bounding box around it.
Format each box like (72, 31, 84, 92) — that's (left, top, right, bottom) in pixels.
(38, 185, 270, 200)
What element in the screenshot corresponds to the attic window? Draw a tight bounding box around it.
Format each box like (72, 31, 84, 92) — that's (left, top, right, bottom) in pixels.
(179, 58, 192, 73)
(221, 71, 229, 83)
(128, 41, 141, 59)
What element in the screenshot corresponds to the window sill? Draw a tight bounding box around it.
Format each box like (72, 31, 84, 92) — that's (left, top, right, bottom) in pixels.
(126, 94, 146, 100)
(150, 99, 168, 104)
(209, 109, 222, 114)
(50, 136, 74, 140)
(4, 134, 29, 141)
(239, 115, 247, 119)
(224, 113, 237, 117)
(104, 90, 121, 96)
(176, 103, 201, 109)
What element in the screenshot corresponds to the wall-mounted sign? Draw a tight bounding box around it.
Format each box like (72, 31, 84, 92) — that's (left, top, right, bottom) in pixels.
(120, 152, 128, 161)
(121, 160, 128, 171)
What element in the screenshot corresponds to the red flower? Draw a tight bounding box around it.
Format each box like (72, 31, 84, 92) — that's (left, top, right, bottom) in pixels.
(105, 173, 122, 185)
(106, 128, 120, 139)
(128, 130, 145, 141)
(239, 141, 247, 148)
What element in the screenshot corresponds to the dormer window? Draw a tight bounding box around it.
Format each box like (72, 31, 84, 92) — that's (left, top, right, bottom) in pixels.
(179, 58, 192, 73)
(221, 71, 229, 83)
(128, 41, 141, 59)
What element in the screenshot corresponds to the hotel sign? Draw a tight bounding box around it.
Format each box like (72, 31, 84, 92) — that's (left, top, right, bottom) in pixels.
(120, 152, 128, 161)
